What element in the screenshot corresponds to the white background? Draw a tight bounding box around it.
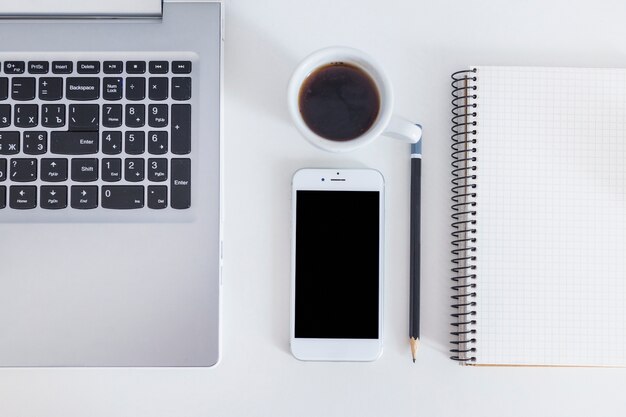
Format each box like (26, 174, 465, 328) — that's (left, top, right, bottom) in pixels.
(3, 0, 626, 416)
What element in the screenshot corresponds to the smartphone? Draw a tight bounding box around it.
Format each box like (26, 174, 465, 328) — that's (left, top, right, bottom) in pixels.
(290, 168, 384, 361)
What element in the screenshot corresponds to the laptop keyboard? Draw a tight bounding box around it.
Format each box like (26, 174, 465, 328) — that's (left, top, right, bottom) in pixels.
(0, 56, 194, 213)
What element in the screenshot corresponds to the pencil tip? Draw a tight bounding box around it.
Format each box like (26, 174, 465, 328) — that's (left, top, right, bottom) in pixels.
(410, 337, 420, 362)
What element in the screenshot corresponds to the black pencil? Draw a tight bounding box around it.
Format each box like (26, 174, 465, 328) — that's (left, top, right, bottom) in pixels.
(410, 138, 422, 362)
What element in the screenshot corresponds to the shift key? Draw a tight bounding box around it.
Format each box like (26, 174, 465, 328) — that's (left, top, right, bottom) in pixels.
(171, 104, 191, 154)
(171, 158, 191, 209)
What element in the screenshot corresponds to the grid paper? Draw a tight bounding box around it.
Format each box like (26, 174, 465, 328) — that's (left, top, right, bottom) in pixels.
(472, 66, 626, 366)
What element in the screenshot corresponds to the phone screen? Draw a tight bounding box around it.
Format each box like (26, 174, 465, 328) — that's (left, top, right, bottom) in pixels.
(295, 190, 380, 339)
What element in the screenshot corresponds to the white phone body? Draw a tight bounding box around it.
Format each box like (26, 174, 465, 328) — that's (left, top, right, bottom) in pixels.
(290, 168, 384, 361)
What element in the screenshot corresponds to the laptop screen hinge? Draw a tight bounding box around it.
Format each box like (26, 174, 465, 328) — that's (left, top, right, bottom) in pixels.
(0, 0, 163, 19)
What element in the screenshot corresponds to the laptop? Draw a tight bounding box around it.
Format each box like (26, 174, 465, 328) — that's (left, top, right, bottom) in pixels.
(0, 0, 223, 366)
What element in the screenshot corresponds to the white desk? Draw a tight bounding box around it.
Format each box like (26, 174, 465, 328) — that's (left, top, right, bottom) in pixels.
(3, 0, 626, 415)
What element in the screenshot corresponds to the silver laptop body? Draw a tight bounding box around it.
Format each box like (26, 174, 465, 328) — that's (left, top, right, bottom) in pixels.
(0, 0, 222, 366)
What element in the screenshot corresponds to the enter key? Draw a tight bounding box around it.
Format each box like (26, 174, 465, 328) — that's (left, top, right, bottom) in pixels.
(171, 158, 191, 209)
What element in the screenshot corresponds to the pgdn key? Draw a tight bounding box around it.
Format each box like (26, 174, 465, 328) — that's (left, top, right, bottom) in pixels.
(102, 186, 144, 209)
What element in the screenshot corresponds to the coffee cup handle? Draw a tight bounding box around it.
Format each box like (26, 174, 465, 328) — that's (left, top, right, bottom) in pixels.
(384, 115, 422, 143)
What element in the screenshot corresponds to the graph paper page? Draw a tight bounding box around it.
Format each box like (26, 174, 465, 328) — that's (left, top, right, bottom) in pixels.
(473, 66, 626, 366)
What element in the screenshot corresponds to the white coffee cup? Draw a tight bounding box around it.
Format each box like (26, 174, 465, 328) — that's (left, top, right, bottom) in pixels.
(287, 46, 422, 152)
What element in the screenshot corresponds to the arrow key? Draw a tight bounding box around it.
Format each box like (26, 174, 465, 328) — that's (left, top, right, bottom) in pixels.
(102, 131, 122, 155)
(125, 104, 145, 128)
(71, 186, 98, 209)
(40, 186, 67, 210)
(9, 186, 36, 209)
(125, 158, 144, 182)
(148, 131, 168, 155)
(41, 158, 68, 182)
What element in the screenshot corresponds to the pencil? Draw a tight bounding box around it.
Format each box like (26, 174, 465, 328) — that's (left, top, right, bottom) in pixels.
(410, 137, 422, 362)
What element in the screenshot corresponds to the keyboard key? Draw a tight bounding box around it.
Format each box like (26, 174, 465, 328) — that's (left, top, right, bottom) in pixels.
(148, 104, 168, 128)
(10, 158, 37, 182)
(0, 159, 5, 182)
(0, 104, 10, 127)
(125, 104, 145, 128)
(14, 104, 38, 128)
(102, 185, 144, 209)
(42, 104, 65, 128)
(40, 186, 67, 209)
(28, 61, 49, 74)
(77, 61, 100, 74)
(171, 104, 191, 154)
(125, 158, 144, 182)
(41, 158, 68, 182)
(66, 77, 100, 101)
(103, 77, 123, 100)
(0, 186, 5, 208)
(39, 77, 63, 101)
(0, 78, 7, 100)
(171, 158, 191, 209)
(102, 104, 122, 128)
(102, 131, 122, 155)
(148, 77, 168, 101)
(148, 158, 168, 182)
(171, 77, 191, 101)
(148, 131, 168, 154)
(12, 77, 36, 100)
(102, 158, 122, 182)
(51, 131, 98, 155)
(125, 77, 145, 100)
(0, 132, 19, 155)
(149, 61, 169, 74)
(71, 185, 98, 209)
(103, 61, 123, 74)
(69, 104, 99, 131)
(148, 185, 167, 209)
(71, 158, 98, 182)
(4, 61, 25, 74)
(126, 61, 146, 74)
(23, 131, 47, 155)
(172, 61, 192, 74)
(10, 186, 37, 209)
(52, 61, 73, 74)
(125, 131, 145, 155)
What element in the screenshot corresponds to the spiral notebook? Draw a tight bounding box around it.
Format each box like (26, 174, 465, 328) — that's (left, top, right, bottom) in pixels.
(450, 66, 626, 366)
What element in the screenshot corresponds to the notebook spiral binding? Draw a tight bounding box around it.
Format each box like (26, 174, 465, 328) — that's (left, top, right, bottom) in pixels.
(450, 68, 478, 363)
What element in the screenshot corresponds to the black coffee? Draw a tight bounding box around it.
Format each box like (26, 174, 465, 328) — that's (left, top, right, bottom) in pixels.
(298, 63, 380, 141)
